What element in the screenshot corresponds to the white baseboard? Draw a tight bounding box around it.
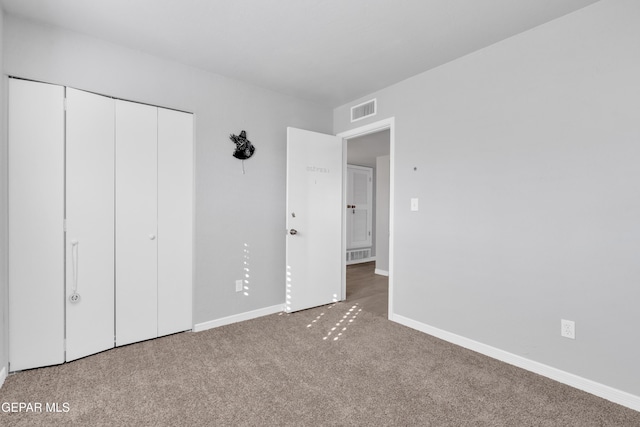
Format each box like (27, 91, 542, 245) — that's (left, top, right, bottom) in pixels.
(374, 268, 389, 276)
(391, 314, 640, 412)
(0, 366, 6, 389)
(194, 304, 285, 332)
(346, 256, 376, 265)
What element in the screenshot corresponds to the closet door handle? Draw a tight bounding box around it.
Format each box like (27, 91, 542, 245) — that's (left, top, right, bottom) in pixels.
(149, 234, 156, 240)
(69, 240, 81, 303)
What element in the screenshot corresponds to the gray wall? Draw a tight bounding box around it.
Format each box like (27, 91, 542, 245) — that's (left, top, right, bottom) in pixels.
(0, 6, 7, 380)
(3, 15, 332, 327)
(375, 155, 390, 274)
(334, 0, 640, 397)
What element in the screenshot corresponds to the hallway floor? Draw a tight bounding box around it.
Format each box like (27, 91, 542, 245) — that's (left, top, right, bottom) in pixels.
(345, 261, 388, 317)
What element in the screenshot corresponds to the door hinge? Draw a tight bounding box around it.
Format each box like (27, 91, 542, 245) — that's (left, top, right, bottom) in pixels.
(64, 98, 67, 111)
(63, 219, 67, 232)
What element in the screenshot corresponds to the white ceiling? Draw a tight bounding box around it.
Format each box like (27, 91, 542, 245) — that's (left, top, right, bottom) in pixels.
(0, 0, 599, 107)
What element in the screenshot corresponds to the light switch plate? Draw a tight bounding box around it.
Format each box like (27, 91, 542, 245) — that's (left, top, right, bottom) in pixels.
(411, 198, 419, 211)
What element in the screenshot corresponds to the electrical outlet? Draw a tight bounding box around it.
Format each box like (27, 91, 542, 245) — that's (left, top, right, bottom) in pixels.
(235, 279, 243, 292)
(561, 319, 575, 339)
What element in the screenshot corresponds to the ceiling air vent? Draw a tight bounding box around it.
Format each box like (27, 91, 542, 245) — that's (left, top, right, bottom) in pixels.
(350, 98, 377, 122)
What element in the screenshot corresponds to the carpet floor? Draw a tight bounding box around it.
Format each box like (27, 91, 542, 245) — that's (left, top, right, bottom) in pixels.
(1, 265, 639, 426)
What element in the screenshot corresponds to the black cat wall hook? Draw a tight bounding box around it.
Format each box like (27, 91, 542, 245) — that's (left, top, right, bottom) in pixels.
(229, 130, 256, 160)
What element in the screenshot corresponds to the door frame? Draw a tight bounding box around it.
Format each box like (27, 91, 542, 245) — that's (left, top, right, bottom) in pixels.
(337, 117, 395, 319)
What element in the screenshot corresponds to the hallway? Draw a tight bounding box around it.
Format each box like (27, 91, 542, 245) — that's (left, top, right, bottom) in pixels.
(345, 261, 388, 317)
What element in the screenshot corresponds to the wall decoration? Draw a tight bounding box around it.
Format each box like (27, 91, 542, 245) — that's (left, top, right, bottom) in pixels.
(229, 130, 255, 174)
(230, 130, 256, 160)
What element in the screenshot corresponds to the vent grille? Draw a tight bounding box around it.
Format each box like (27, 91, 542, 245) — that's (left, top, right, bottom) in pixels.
(346, 248, 372, 264)
(350, 99, 377, 122)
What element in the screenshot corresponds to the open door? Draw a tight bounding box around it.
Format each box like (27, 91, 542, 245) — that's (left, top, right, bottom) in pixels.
(286, 127, 343, 312)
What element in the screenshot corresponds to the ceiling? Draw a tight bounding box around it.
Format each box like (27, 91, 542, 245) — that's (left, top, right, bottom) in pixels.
(0, 0, 599, 107)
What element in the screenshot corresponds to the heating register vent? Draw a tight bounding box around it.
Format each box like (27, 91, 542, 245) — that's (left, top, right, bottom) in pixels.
(346, 248, 371, 263)
(350, 98, 377, 122)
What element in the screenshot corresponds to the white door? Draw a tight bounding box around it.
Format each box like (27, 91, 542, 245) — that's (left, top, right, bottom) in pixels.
(285, 127, 343, 312)
(65, 88, 115, 361)
(346, 165, 373, 249)
(157, 107, 194, 336)
(8, 79, 65, 371)
(115, 100, 158, 346)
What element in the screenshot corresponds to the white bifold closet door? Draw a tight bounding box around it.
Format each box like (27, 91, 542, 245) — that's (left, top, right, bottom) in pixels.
(8, 79, 65, 371)
(115, 101, 193, 346)
(65, 88, 115, 361)
(115, 100, 159, 346)
(9, 79, 193, 370)
(157, 108, 194, 336)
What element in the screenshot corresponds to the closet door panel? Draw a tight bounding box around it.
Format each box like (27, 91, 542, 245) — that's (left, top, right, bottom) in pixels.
(115, 100, 158, 346)
(157, 108, 194, 336)
(8, 79, 65, 371)
(65, 88, 115, 361)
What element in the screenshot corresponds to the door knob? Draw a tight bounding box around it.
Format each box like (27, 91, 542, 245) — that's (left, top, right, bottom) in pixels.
(289, 229, 298, 235)
(149, 234, 156, 240)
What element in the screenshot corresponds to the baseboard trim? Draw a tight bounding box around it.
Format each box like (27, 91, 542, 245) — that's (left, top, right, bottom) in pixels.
(0, 366, 6, 389)
(374, 268, 389, 276)
(194, 304, 285, 332)
(346, 256, 376, 265)
(391, 314, 640, 412)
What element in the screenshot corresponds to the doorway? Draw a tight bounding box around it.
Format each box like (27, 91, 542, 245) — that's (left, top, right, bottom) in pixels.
(338, 118, 395, 319)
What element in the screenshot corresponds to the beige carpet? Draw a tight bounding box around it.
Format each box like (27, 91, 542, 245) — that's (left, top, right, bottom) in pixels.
(1, 266, 639, 426)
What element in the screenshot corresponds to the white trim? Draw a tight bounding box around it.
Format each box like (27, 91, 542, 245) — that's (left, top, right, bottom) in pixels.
(193, 304, 284, 332)
(374, 269, 389, 276)
(346, 256, 376, 266)
(341, 139, 347, 301)
(0, 367, 6, 389)
(337, 117, 395, 321)
(392, 314, 640, 412)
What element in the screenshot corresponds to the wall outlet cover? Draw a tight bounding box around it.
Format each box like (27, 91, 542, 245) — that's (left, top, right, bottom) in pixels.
(561, 319, 575, 339)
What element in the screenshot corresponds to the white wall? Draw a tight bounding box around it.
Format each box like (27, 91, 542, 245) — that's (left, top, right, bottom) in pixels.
(3, 15, 332, 327)
(375, 155, 390, 274)
(0, 6, 8, 382)
(334, 0, 640, 398)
